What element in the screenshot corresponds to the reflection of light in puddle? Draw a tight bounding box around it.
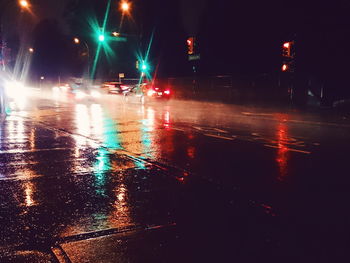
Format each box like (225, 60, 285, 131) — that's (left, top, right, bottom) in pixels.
(109, 182, 133, 228)
(74, 104, 104, 155)
(143, 107, 155, 130)
(7, 118, 25, 143)
(117, 187, 126, 201)
(164, 111, 171, 129)
(93, 147, 110, 196)
(164, 111, 170, 122)
(75, 104, 90, 137)
(61, 172, 135, 236)
(140, 107, 157, 157)
(187, 146, 196, 159)
(90, 104, 104, 137)
(29, 128, 36, 150)
(73, 104, 102, 173)
(23, 181, 36, 207)
(276, 122, 289, 181)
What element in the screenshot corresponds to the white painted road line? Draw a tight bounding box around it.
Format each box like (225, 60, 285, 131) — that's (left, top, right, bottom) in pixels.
(204, 134, 236, 141)
(264, 144, 311, 154)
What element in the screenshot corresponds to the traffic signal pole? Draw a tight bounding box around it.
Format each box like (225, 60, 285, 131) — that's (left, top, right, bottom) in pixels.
(282, 40, 296, 105)
(187, 37, 199, 96)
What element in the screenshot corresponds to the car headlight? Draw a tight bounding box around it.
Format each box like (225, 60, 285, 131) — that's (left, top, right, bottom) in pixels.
(76, 90, 87, 99)
(147, 89, 156, 97)
(5, 81, 25, 98)
(91, 90, 101, 98)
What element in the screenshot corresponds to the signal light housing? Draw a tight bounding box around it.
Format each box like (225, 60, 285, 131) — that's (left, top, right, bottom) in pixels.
(282, 41, 293, 58)
(282, 64, 288, 72)
(187, 37, 195, 55)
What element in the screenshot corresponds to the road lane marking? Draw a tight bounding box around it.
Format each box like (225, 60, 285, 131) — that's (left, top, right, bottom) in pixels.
(214, 128, 229, 133)
(171, 127, 185, 132)
(204, 134, 236, 141)
(241, 112, 350, 128)
(242, 112, 274, 116)
(264, 144, 311, 154)
(0, 147, 73, 154)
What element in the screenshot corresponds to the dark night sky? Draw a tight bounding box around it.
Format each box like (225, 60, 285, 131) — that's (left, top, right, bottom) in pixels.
(3, 0, 350, 80)
(111, 0, 350, 77)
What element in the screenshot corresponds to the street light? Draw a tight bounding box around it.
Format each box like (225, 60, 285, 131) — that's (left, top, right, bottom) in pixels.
(73, 37, 90, 78)
(28, 47, 34, 53)
(112, 32, 120, 37)
(19, 0, 29, 8)
(120, 1, 130, 12)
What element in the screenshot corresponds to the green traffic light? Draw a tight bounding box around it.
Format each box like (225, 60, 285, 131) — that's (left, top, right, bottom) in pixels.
(98, 34, 105, 42)
(140, 61, 149, 72)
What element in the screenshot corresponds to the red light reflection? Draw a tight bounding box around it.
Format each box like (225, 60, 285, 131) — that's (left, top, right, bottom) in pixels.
(187, 146, 196, 159)
(276, 121, 289, 181)
(163, 111, 171, 129)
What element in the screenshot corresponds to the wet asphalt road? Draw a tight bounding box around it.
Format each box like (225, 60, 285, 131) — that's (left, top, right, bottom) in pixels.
(1, 89, 350, 262)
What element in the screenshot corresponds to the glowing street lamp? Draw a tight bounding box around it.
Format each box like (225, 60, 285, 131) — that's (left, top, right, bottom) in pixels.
(19, 0, 29, 8)
(120, 1, 130, 12)
(112, 32, 120, 37)
(73, 37, 90, 77)
(28, 48, 34, 53)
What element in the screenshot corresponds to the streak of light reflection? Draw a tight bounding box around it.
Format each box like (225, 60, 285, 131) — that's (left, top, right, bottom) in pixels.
(23, 181, 36, 207)
(109, 181, 133, 228)
(276, 121, 290, 181)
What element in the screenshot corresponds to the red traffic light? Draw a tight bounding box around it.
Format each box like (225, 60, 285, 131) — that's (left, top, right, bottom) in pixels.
(187, 37, 195, 55)
(282, 41, 293, 58)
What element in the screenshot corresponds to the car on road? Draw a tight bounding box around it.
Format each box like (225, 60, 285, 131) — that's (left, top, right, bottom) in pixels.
(102, 81, 132, 95)
(52, 80, 102, 101)
(52, 83, 71, 92)
(124, 82, 171, 103)
(72, 84, 102, 100)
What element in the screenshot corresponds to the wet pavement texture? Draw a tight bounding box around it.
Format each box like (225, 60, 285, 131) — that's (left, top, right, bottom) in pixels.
(1, 91, 350, 262)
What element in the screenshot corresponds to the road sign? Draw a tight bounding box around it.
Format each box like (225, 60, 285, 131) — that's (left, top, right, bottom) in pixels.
(188, 54, 200, 61)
